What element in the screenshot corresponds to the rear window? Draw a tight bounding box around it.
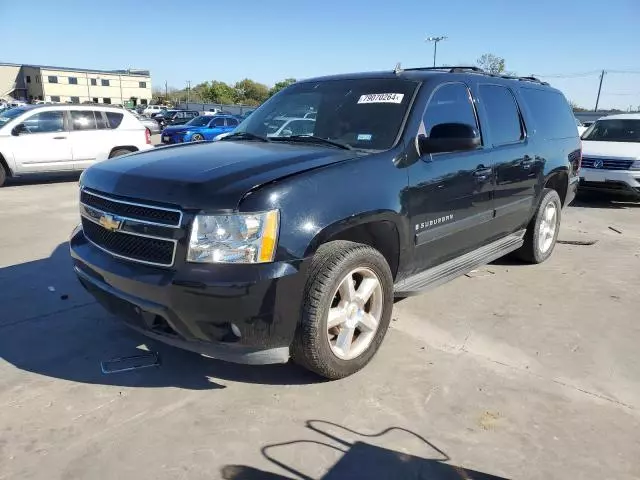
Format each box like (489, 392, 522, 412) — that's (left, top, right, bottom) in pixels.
(479, 85, 523, 146)
(106, 112, 124, 129)
(520, 87, 577, 139)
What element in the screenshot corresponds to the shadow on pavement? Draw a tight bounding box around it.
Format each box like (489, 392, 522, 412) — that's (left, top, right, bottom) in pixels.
(222, 420, 510, 480)
(3, 172, 81, 188)
(0, 242, 320, 390)
(571, 191, 640, 209)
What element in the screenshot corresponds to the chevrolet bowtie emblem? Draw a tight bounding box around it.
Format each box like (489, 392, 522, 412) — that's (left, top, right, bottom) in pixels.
(99, 214, 123, 231)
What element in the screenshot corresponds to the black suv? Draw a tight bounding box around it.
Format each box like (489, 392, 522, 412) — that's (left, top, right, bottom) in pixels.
(70, 66, 580, 379)
(155, 109, 199, 128)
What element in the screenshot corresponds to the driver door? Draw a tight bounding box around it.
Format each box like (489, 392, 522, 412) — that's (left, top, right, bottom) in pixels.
(407, 82, 495, 273)
(10, 110, 73, 173)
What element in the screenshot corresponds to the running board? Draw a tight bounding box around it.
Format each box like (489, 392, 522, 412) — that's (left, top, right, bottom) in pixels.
(394, 230, 526, 296)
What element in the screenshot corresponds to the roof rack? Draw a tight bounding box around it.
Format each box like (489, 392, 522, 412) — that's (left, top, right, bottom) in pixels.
(399, 65, 550, 85)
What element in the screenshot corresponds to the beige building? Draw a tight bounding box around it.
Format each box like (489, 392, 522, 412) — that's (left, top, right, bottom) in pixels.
(0, 63, 152, 107)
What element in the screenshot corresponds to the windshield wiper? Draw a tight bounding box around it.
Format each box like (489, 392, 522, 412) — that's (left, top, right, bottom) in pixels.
(272, 135, 352, 150)
(220, 132, 270, 142)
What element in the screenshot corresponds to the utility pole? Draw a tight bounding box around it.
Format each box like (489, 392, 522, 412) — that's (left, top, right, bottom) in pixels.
(594, 70, 605, 112)
(164, 81, 168, 104)
(186, 80, 191, 105)
(426, 36, 447, 67)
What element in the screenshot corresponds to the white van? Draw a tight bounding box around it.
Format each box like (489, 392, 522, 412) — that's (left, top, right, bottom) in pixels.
(0, 104, 152, 186)
(142, 105, 166, 117)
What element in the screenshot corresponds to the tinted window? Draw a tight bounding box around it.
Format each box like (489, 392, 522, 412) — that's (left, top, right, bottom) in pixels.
(70, 96, 80, 104)
(520, 87, 577, 139)
(90, 78, 97, 86)
(212, 117, 225, 127)
(50, 96, 60, 102)
(70, 111, 97, 131)
(95, 111, 108, 129)
(101, 79, 110, 86)
(69, 77, 78, 85)
(226, 118, 239, 127)
(48, 76, 58, 83)
(139, 81, 146, 88)
(21, 111, 65, 133)
(423, 83, 479, 136)
(92, 97, 99, 103)
(582, 119, 640, 143)
(103, 98, 111, 104)
(106, 112, 124, 129)
(479, 85, 523, 146)
(26, 76, 31, 83)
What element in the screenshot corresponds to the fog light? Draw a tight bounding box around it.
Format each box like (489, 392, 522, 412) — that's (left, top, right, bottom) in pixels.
(230, 323, 242, 338)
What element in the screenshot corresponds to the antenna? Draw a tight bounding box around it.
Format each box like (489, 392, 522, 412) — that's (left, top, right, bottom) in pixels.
(394, 62, 403, 74)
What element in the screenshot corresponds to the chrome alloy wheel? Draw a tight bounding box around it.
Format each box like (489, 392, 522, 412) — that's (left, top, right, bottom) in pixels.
(538, 202, 558, 254)
(326, 267, 383, 360)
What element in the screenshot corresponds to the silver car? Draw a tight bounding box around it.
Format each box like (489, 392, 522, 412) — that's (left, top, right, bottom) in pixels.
(133, 112, 161, 134)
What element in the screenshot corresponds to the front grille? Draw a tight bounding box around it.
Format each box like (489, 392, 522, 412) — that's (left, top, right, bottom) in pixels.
(581, 157, 634, 170)
(82, 218, 175, 266)
(81, 190, 181, 226)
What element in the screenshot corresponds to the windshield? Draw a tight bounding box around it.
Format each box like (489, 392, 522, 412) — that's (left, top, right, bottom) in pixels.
(582, 119, 640, 143)
(186, 116, 212, 127)
(234, 78, 419, 150)
(0, 107, 28, 127)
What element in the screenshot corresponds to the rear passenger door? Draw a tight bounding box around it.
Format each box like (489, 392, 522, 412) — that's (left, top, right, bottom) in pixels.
(476, 84, 540, 237)
(70, 110, 116, 169)
(225, 117, 239, 132)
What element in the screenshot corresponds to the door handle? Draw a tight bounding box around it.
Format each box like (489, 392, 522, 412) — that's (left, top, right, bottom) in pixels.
(53, 136, 67, 140)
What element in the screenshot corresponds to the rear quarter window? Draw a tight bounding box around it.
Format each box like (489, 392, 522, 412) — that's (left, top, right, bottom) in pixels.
(520, 87, 577, 139)
(106, 112, 124, 129)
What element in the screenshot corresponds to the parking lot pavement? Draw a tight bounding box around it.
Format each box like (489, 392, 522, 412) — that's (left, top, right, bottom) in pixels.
(0, 181, 639, 480)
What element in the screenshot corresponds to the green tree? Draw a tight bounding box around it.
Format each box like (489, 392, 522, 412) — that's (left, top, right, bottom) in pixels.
(234, 79, 270, 106)
(201, 81, 237, 104)
(476, 53, 506, 74)
(269, 78, 296, 97)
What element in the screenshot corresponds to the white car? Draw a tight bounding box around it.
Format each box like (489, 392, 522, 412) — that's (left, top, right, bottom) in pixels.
(266, 117, 315, 137)
(575, 117, 587, 136)
(579, 113, 640, 198)
(142, 105, 167, 117)
(0, 104, 152, 186)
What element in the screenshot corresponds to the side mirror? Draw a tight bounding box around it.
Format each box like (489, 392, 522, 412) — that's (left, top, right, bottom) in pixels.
(11, 124, 26, 136)
(418, 123, 480, 155)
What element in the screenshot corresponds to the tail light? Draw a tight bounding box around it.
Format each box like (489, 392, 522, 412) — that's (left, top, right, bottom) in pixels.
(145, 128, 152, 145)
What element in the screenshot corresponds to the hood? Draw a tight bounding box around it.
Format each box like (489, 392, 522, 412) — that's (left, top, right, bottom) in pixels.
(80, 141, 355, 210)
(582, 140, 640, 160)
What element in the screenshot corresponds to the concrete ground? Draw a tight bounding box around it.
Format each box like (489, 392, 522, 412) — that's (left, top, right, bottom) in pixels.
(0, 177, 639, 480)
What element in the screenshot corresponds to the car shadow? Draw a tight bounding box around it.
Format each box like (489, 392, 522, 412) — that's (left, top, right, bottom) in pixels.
(571, 191, 640, 209)
(221, 420, 510, 479)
(3, 172, 81, 187)
(0, 242, 321, 390)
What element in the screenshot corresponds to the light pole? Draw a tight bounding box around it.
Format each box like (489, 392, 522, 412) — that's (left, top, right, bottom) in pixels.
(426, 35, 447, 67)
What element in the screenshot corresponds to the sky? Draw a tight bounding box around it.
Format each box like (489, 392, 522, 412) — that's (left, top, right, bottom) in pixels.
(1, 0, 639, 110)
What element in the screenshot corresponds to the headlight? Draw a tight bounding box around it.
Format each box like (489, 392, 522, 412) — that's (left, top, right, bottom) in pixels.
(631, 160, 640, 170)
(187, 210, 279, 264)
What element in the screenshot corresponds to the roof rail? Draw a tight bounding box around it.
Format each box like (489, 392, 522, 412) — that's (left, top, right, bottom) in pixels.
(515, 76, 549, 85)
(447, 66, 485, 73)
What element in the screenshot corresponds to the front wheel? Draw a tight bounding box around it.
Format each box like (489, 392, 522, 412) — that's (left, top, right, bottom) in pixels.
(0, 162, 6, 187)
(515, 188, 562, 263)
(292, 241, 393, 379)
(191, 133, 204, 142)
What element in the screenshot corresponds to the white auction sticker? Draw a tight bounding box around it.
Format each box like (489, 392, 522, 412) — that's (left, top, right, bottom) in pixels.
(357, 93, 404, 104)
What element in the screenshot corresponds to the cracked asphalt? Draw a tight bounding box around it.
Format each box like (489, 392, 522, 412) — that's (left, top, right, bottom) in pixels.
(1, 177, 639, 480)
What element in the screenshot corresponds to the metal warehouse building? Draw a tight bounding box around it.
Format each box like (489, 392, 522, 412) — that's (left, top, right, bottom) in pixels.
(0, 63, 152, 107)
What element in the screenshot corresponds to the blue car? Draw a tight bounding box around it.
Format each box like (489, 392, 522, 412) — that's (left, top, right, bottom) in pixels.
(161, 115, 240, 144)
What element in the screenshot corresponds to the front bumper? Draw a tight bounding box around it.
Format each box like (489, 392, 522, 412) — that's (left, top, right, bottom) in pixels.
(579, 168, 640, 197)
(70, 225, 308, 364)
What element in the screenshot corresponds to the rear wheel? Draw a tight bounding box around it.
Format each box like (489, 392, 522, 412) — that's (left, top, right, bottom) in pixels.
(515, 188, 562, 263)
(0, 162, 6, 187)
(191, 133, 204, 142)
(109, 148, 134, 159)
(292, 241, 393, 379)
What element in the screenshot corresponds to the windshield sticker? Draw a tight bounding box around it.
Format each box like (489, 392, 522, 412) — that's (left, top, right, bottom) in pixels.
(357, 134, 373, 141)
(357, 93, 404, 104)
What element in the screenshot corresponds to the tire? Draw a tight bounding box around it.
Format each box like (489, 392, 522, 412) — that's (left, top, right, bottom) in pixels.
(514, 188, 562, 263)
(291, 241, 394, 380)
(191, 133, 204, 142)
(0, 162, 6, 187)
(109, 148, 133, 159)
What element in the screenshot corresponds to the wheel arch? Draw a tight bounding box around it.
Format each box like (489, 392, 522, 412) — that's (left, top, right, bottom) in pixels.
(108, 146, 138, 158)
(544, 168, 569, 206)
(0, 151, 12, 177)
(304, 212, 403, 281)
